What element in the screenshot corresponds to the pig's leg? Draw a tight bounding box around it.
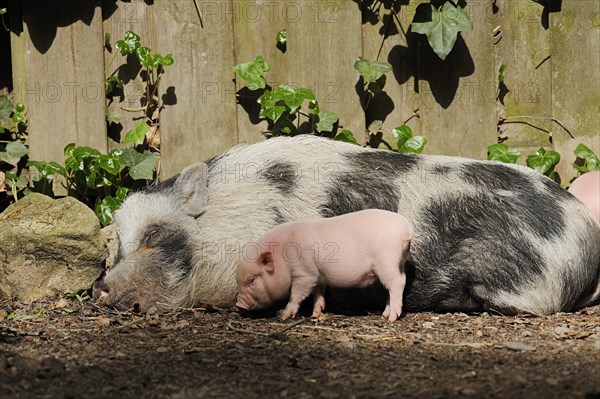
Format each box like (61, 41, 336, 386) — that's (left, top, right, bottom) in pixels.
(281, 276, 318, 320)
(377, 265, 407, 322)
(311, 285, 326, 317)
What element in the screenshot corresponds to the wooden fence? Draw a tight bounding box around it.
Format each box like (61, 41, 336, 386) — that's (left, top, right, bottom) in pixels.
(6, 0, 599, 181)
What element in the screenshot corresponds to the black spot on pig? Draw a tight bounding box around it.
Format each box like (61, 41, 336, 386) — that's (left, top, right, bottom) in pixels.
(320, 175, 399, 217)
(271, 206, 287, 226)
(144, 174, 179, 194)
(408, 192, 545, 310)
(461, 163, 564, 239)
(541, 177, 573, 202)
(319, 151, 416, 217)
(261, 162, 299, 194)
(515, 185, 564, 239)
(205, 155, 221, 170)
(460, 163, 529, 191)
(143, 224, 194, 275)
(348, 150, 420, 176)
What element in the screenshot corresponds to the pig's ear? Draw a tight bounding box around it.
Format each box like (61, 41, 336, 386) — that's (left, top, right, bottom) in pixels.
(174, 162, 209, 217)
(260, 252, 275, 274)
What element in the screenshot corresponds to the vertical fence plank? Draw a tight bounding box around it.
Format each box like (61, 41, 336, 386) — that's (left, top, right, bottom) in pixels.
(9, 0, 26, 104)
(550, 0, 600, 182)
(417, 2, 497, 159)
(495, 0, 552, 157)
(102, 0, 158, 150)
(156, 0, 238, 179)
(22, 0, 107, 166)
(233, 0, 290, 144)
(286, 1, 365, 142)
(361, 1, 423, 148)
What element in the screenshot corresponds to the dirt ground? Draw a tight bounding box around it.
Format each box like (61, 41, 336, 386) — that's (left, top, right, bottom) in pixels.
(0, 297, 599, 399)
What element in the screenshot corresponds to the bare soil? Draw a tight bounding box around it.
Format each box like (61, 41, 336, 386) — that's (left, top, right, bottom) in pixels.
(1, 298, 599, 399)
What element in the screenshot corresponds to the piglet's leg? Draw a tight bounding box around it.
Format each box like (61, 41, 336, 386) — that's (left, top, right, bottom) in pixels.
(281, 276, 317, 320)
(311, 285, 326, 318)
(377, 266, 407, 322)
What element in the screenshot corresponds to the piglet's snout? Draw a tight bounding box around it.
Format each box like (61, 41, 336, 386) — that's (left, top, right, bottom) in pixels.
(92, 281, 112, 305)
(236, 296, 251, 310)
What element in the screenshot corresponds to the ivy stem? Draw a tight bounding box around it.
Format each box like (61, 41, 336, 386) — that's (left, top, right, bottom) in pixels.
(105, 51, 119, 76)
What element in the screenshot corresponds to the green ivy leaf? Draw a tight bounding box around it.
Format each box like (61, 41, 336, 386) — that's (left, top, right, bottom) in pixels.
(334, 130, 357, 144)
(276, 29, 287, 44)
(233, 55, 271, 91)
(273, 85, 315, 113)
(354, 57, 393, 84)
(0, 95, 13, 120)
(258, 90, 287, 124)
(273, 117, 296, 136)
(136, 46, 153, 68)
(487, 143, 521, 163)
(105, 76, 124, 93)
(498, 63, 508, 83)
(392, 125, 412, 143)
(308, 100, 320, 115)
(399, 136, 428, 154)
(151, 53, 174, 68)
(411, 2, 473, 60)
(573, 143, 600, 172)
(106, 110, 121, 124)
(0, 140, 29, 165)
(97, 153, 124, 175)
(128, 150, 158, 180)
(526, 147, 560, 176)
(123, 121, 150, 145)
(95, 196, 119, 227)
(392, 125, 427, 154)
(115, 31, 140, 55)
(315, 110, 339, 133)
(27, 161, 66, 180)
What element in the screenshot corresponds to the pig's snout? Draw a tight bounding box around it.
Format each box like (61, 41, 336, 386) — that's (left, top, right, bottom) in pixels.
(92, 281, 112, 306)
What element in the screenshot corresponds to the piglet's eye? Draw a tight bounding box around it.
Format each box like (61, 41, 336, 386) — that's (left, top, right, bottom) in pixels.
(246, 276, 256, 286)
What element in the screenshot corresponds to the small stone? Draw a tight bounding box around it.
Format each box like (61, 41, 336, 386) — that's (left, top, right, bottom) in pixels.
(514, 376, 527, 385)
(0, 194, 106, 301)
(506, 341, 536, 351)
(545, 378, 559, 386)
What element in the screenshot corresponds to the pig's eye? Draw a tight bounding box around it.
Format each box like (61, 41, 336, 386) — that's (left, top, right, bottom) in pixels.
(246, 276, 256, 286)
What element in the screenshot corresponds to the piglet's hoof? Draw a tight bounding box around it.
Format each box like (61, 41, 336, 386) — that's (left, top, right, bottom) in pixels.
(310, 311, 327, 321)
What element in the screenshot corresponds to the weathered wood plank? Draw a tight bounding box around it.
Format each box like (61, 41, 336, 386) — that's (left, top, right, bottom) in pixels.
(9, 0, 26, 104)
(232, 0, 290, 144)
(22, 0, 107, 165)
(286, 0, 365, 142)
(495, 0, 552, 158)
(550, 0, 600, 182)
(156, 0, 238, 179)
(417, 1, 497, 159)
(102, 0, 158, 150)
(361, 1, 423, 149)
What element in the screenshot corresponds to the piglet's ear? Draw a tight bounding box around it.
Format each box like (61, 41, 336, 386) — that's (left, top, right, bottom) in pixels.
(174, 162, 209, 218)
(260, 252, 274, 274)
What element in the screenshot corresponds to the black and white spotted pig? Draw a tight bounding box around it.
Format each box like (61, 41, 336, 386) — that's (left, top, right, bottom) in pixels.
(92, 135, 600, 315)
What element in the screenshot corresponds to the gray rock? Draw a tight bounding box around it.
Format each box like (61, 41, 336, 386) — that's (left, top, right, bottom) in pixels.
(0, 193, 106, 301)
